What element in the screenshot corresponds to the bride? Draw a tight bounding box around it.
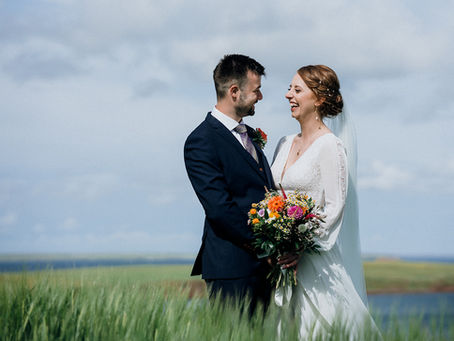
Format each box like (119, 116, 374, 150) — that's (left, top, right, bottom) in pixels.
(272, 65, 379, 338)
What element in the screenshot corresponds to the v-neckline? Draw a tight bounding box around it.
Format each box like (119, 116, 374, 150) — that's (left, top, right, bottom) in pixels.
(280, 133, 333, 182)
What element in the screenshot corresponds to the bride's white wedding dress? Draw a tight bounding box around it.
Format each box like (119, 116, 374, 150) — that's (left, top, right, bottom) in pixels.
(271, 132, 378, 338)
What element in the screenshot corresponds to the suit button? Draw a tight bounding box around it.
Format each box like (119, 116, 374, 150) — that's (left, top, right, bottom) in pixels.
(259, 168, 263, 172)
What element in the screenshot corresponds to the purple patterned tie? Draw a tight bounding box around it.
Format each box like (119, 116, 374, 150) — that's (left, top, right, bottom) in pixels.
(234, 124, 258, 163)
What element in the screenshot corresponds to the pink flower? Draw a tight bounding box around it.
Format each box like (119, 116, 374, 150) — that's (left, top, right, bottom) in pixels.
(258, 209, 265, 217)
(287, 206, 304, 219)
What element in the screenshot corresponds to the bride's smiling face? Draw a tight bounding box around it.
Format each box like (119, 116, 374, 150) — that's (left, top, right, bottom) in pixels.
(285, 73, 318, 121)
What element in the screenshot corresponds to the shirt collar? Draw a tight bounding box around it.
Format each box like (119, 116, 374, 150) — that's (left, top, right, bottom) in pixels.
(211, 106, 244, 131)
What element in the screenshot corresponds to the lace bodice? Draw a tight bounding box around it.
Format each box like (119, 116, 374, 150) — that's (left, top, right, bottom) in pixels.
(271, 133, 348, 251)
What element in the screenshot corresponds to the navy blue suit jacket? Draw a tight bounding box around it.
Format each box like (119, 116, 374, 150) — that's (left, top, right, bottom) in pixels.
(184, 113, 274, 279)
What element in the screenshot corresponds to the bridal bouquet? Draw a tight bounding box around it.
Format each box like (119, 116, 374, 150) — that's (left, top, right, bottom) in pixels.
(248, 186, 323, 289)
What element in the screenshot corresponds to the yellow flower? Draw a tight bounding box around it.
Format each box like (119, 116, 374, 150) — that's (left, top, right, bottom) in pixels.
(252, 218, 260, 224)
(250, 208, 257, 215)
(269, 211, 280, 219)
(252, 203, 258, 208)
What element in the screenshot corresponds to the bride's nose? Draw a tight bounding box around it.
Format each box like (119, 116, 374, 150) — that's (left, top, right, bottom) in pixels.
(285, 91, 292, 100)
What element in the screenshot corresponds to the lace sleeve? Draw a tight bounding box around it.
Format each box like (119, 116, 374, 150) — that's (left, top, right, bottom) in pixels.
(314, 138, 348, 251)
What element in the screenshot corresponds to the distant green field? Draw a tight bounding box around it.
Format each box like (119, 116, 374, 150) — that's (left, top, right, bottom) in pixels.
(363, 260, 454, 293)
(1, 260, 453, 295)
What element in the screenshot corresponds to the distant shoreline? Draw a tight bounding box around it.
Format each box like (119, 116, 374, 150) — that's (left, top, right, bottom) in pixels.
(0, 258, 194, 272)
(363, 256, 454, 264)
(0, 255, 453, 273)
(367, 287, 454, 295)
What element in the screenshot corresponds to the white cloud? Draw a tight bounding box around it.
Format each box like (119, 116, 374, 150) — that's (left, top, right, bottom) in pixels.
(0, 212, 17, 227)
(359, 158, 454, 194)
(1, 0, 453, 255)
(359, 160, 412, 191)
(149, 192, 177, 206)
(3, 0, 452, 84)
(63, 173, 120, 200)
(61, 217, 78, 231)
(2, 229, 200, 253)
(0, 179, 27, 205)
(133, 78, 169, 99)
(419, 159, 454, 194)
(1, 38, 82, 82)
(93, 230, 200, 253)
(32, 223, 46, 233)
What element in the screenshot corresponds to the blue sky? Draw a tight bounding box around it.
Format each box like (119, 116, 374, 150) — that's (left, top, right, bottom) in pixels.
(0, 0, 453, 256)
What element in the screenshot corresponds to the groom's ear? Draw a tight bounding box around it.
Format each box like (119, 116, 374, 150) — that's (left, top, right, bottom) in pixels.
(229, 84, 240, 102)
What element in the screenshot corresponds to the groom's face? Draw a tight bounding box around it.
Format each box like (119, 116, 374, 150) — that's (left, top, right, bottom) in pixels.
(235, 71, 263, 117)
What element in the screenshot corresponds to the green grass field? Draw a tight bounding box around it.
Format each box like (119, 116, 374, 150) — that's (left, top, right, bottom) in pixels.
(1, 261, 453, 340)
(3, 260, 452, 294)
(363, 260, 454, 293)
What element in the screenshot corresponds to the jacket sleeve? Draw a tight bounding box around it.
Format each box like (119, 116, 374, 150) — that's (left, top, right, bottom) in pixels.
(184, 132, 254, 246)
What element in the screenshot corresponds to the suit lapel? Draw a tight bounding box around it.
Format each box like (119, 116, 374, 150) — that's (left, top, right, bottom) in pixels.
(206, 113, 267, 181)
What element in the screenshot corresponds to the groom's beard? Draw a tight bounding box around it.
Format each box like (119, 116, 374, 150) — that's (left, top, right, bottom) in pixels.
(235, 97, 256, 117)
(246, 106, 255, 116)
(238, 106, 255, 117)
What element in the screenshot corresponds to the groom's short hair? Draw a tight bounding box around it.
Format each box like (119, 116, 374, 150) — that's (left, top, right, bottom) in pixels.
(213, 54, 265, 99)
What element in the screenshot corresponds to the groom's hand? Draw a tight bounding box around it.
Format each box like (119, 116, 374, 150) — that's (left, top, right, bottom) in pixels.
(242, 243, 256, 255)
(277, 252, 300, 269)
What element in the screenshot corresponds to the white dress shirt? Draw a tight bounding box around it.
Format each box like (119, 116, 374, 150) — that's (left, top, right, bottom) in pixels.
(211, 106, 246, 148)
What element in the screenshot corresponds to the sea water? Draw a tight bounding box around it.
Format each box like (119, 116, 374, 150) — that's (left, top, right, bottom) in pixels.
(368, 292, 454, 331)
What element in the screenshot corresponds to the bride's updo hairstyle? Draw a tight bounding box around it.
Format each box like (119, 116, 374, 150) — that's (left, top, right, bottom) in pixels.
(297, 65, 343, 118)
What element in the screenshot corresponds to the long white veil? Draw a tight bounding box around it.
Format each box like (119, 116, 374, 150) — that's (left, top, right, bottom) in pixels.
(326, 108, 368, 306)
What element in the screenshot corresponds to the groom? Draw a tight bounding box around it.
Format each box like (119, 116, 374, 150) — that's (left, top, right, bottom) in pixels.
(184, 54, 273, 313)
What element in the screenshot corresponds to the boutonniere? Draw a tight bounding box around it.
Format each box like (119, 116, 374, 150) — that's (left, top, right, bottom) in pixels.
(252, 128, 267, 149)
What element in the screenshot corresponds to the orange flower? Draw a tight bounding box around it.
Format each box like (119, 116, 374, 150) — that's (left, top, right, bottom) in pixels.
(252, 218, 260, 224)
(269, 211, 277, 218)
(249, 208, 257, 215)
(269, 211, 281, 219)
(268, 195, 285, 212)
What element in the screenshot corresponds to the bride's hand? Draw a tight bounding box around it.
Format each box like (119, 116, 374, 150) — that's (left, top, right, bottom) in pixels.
(266, 257, 274, 267)
(277, 252, 300, 269)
